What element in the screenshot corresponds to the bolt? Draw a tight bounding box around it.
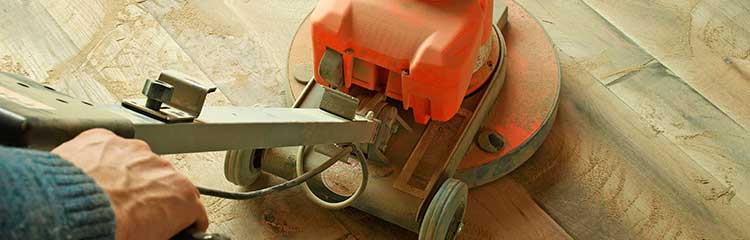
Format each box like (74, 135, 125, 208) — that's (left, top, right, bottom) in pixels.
(476, 129, 504, 153)
(142, 79, 174, 110)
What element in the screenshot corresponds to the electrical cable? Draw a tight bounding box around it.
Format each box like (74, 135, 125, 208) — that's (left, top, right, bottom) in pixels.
(196, 146, 353, 200)
(296, 144, 369, 210)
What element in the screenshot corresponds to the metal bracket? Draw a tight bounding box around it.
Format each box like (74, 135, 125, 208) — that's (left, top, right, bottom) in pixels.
(493, 1, 509, 30)
(158, 70, 217, 117)
(123, 70, 216, 123)
(297, 82, 359, 120)
(319, 48, 345, 89)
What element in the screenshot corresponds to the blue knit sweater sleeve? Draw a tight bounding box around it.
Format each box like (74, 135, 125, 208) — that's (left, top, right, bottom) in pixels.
(0, 146, 116, 240)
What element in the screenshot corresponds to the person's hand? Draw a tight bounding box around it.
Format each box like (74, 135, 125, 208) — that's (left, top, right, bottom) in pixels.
(52, 129, 208, 240)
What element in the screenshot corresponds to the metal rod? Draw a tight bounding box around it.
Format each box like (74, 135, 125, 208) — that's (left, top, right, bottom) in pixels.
(127, 107, 378, 154)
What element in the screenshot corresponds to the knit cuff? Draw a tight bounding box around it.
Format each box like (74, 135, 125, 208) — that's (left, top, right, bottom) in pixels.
(28, 150, 116, 240)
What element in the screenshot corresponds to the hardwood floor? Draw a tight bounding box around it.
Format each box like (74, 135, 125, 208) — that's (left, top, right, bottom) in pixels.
(1, 0, 747, 239)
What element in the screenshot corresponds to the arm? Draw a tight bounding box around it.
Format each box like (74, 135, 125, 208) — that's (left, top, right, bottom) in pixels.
(0, 145, 115, 239)
(1, 129, 208, 240)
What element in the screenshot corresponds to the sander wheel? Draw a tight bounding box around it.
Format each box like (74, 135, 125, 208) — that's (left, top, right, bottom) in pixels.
(419, 178, 468, 240)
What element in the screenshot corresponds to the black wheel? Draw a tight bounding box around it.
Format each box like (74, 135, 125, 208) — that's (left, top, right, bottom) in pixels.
(419, 178, 469, 240)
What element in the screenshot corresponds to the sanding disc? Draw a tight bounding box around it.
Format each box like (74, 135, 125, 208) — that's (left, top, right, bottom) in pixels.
(454, 2, 560, 187)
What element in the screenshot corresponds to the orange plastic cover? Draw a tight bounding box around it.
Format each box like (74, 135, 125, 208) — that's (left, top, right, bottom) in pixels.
(311, 0, 493, 124)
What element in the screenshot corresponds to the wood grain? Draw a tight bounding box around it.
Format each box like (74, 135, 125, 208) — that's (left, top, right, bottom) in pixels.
(5, 0, 749, 239)
(512, 52, 748, 239)
(138, 0, 297, 108)
(460, 178, 571, 240)
(510, 0, 750, 238)
(582, 0, 750, 130)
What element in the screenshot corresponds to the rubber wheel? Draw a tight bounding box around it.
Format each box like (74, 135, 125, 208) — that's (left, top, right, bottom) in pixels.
(419, 178, 469, 240)
(224, 149, 262, 186)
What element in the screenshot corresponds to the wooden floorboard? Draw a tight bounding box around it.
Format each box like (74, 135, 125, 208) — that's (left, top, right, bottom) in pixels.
(138, 0, 296, 108)
(3, 0, 748, 239)
(0, 0, 80, 80)
(512, 52, 747, 239)
(459, 178, 571, 240)
(511, 0, 750, 238)
(581, 0, 750, 130)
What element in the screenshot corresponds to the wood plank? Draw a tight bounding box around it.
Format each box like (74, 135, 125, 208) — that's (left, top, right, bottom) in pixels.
(329, 177, 571, 240)
(512, 1, 750, 238)
(0, 0, 80, 80)
(40, 0, 230, 104)
(332, 207, 415, 240)
(37, 0, 107, 50)
(580, 0, 750, 130)
(606, 61, 750, 206)
(459, 178, 571, 240)
(511, 52, 749, 239)
(514, 0, 653, 84)
(138, 0, 300, 107)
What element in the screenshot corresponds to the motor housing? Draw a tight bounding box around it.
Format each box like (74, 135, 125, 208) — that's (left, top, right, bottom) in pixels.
(311, 0, 495, 124)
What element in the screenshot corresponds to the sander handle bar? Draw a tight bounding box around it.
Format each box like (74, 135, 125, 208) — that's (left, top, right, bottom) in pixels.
(0, 72, 378, 154)
(0, 72, 379, 240)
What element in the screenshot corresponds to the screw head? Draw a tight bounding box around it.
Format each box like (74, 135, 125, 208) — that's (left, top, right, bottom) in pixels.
(142, 79, 174, 102)
(401, 69, 410, 76)
(476, 129, 504, 153)
(365, 111, 375, 120)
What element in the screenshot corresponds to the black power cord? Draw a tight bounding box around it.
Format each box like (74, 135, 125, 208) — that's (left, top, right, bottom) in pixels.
(195, 145, 353, 200)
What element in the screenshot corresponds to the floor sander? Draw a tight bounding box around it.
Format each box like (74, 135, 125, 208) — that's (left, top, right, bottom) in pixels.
(0, 0, 559, 239)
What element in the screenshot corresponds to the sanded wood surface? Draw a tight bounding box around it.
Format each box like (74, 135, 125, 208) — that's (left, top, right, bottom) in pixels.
(509, 0, 750, 239)
(1, 0, 747, 239)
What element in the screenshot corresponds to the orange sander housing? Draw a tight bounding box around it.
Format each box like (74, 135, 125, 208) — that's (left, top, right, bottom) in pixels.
(311, 0, 495, 124)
